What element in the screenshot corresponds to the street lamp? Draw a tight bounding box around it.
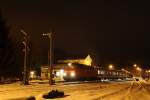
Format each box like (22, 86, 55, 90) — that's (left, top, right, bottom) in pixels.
(136, 67, 142, 71)
(68, 63, 72, 66)
(42, 32, 53, 85)
(133, 64, 137, 67)
(109, 64, 114, 70)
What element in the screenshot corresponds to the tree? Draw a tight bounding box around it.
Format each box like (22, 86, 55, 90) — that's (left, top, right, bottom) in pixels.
(0, 10, 20, 79)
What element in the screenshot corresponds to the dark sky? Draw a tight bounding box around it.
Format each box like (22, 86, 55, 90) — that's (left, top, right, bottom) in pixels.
(0, 0, 150, 65)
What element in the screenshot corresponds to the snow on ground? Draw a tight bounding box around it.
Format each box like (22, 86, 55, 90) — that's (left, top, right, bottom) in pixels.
(0, 82, 51, 100)
(0, 81, 130, 100)
(47, 83, 129, 100)
(0, 80, 150, 100)
(100, 80, 150, 100)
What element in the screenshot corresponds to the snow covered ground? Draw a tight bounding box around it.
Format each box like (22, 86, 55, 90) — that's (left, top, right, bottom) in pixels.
(0, 80, 150, 100)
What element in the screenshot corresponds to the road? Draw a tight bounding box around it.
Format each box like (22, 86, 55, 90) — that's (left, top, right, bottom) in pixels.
(0, 80, 150, 100)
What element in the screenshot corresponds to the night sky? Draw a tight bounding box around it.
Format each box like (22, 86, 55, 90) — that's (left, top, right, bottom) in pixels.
(0, 0, 150, 65)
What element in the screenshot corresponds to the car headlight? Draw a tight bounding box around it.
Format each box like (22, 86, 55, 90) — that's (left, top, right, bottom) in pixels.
(71, 71, 75, 77)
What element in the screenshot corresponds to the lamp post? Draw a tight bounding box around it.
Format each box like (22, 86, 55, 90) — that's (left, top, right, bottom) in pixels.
(133, 64, 137, 67)
(21, 29, 29, 85)
(43, 32, 53, 85)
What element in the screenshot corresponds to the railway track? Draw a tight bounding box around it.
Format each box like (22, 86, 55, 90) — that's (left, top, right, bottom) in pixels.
(93, 80, 150, 100)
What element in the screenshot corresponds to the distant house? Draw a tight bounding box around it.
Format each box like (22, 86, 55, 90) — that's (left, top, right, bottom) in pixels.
(57, 54, 92, 66)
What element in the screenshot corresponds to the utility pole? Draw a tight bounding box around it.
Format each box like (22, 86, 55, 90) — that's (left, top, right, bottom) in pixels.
(21, 29, 29, 85)
(43, 32, 53, 85)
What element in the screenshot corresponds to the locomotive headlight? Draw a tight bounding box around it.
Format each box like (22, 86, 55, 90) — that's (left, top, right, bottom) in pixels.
(60, 69, 64, 74)
(56, 72, 60, 76)
(71, 71, 75, 77)
(63, 72, 67, 76)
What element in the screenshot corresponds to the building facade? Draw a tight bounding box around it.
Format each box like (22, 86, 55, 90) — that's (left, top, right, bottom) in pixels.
(57, 54, 92, 66)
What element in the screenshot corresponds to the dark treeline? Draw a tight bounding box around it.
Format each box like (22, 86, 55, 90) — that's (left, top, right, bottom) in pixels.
(0, 10, 22, 80)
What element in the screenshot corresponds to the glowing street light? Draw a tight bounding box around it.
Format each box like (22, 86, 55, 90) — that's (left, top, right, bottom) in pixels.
(133, 64, 137, 67)
(136, 67, 142, 71)
(68, 63, 72, 66)
(146, 70, 150, 73)
(109, 64, 114, 70)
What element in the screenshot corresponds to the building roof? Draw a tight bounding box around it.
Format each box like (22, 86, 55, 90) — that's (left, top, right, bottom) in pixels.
(65, 53, 88, 60)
